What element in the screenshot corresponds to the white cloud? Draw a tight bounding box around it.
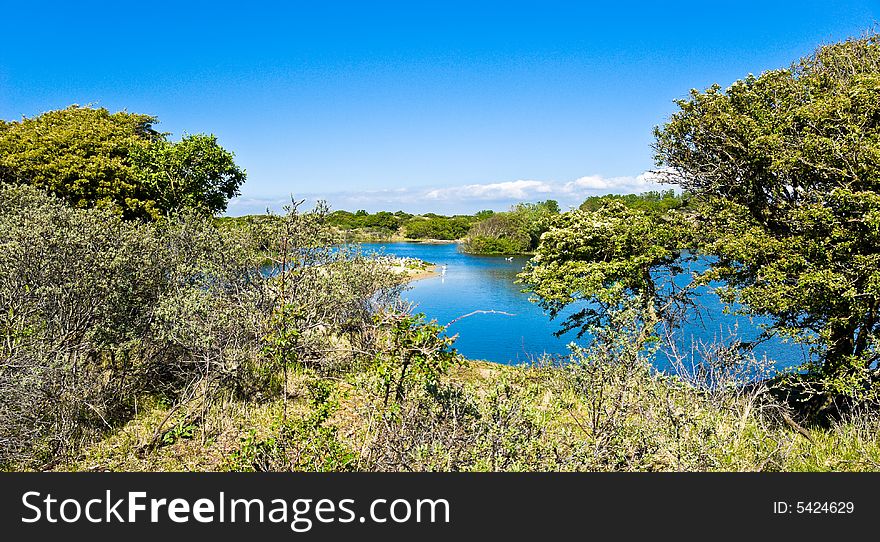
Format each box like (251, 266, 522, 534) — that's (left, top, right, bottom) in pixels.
(563, 171, 667, 194)
(424, 180, 554, 201)
(563, 175, 612, 191)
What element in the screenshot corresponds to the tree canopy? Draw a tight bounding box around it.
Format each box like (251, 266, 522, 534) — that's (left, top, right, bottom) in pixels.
(656, 34, 880, 390)
(0, 105, 245, 219)
(520, 202, 688, 338)
(522, 33, 880, 411)
(463, 200, 560, 254)
(579, 189, 686, 214)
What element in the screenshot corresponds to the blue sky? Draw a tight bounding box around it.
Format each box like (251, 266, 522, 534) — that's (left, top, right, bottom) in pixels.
(1, 1, 877, 214)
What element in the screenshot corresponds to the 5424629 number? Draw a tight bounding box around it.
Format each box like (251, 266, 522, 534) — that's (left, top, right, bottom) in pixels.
(773, 501, 854, 514)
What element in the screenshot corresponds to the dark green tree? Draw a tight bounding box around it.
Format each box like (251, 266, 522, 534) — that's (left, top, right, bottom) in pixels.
(524, 34, 880, 413)
(131, 134, 246, 216)
(653, 34, 880, 400)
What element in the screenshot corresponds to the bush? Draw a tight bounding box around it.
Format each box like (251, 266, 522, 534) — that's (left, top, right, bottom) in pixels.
(0, 185, 165, 467)
(462, 201, 558, 254)
(0, 187, 400, 469)
(461, 214, 530, 254)
(224, 379, 357, 472)
(402, 216, 472, 240)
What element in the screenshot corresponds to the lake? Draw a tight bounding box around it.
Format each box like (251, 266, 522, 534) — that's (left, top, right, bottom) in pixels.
(362, 242, 809, 369)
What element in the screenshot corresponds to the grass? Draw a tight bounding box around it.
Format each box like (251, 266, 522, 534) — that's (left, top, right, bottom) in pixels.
(56, 357, 880, 472)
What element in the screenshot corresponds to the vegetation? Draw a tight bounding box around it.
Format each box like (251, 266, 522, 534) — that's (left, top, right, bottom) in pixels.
(238, 195, 674, 255)
(3, 34, 880, 472)
(325, 210, 407, 237)
(519, 202, 690, 339)
(658, 33, 880, 416)
(322, 209, 477, 241)
(402, 215, 473, 240)
(43, 305, 880, 473)
(579, 189, 686, 214)
(0, 184, 399, 469)
(3, 180, 880, 472)
(462, 200, 560, 254)
(522, 33, 880, 422)
(0, 105, 244, 219)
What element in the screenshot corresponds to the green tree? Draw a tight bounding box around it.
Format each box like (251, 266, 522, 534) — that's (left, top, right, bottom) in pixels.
(131, 134, 246, 217)
(653, 34, 880, 401)
(0, 106, 161, 218)
(462, 213, 531, 254)
(0, 105, 244, 219)
(542, 199, 561, 214)
(519, 202, 690, 339)
(403, 216, 472, 240)
(463, 200, 559, 254)
(579, 190, 684, 214)
(523, 34, 880, 414)
(475, 209, 495, 220)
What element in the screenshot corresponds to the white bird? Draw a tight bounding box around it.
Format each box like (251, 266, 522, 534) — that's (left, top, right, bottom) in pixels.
(504, 256, 513, 261)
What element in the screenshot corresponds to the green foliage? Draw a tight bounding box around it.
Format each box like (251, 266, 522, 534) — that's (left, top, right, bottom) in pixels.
(326, 210, 407, 233)
(0, 106, 161, 218)
(0, 105, 244, 219)
(225, 379, 357, 472)
(463, 235, 528, 255)
(654, 33, 880, 409)
(474, 209, 495, 220)
(402, 215, 473, 240)
(463, 200, 560, 254)
(579, 190, 685, 214)
(371, 310, 459, 406)
(0, 186, 399, 468)
(519, 201, 691, 339)
(0, 185, 163, 467)
(357, 306, 870, 472)
(262, 200, 402, 376)
(461, 211, 531, 254)
(0, 184, 277, 467)
(325, 209, 473, 240)
(131, 134, 245, 217)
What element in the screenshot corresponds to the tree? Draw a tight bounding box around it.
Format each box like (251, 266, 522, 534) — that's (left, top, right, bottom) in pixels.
(464, 200, 560, 254)
(403, 215, 472, 240)
(518, 202, 690, 340)
(132, 134, 246, 216)
(579, 190, 685, 214)
(542, 199, 561, 214)
(652, 35, 880, 400)
(475, 209, 495, 220)
(462, 213, 531, 254)
(0, 106, 161, 218)
(0, 105, 245, 219)
(522, 34, 880, 414)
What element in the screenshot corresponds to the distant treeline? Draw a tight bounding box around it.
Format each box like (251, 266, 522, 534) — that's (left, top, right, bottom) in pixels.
(294, 191, 685, 254)
(579, 189, 685, 213)
(326, 210, 477, 240)
(215, 191, 685, 254)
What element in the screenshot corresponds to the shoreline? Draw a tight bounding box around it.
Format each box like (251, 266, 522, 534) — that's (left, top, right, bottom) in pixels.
(385, 261, 440, 283)
(406, 265, 439, 282)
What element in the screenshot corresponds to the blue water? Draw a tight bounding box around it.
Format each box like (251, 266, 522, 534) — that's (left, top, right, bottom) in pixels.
(361, 242, 808, 368)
